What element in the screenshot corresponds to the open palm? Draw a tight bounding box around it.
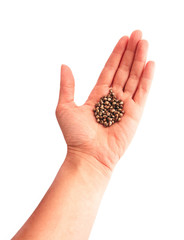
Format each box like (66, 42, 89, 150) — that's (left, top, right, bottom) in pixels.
(56, 30, 155, 170)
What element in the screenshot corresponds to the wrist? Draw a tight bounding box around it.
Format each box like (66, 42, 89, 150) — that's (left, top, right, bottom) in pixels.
(65, 147, 112, 181)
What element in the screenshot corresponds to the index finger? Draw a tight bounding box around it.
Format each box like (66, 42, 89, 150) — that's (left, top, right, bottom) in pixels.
(96, 36, 129, 87)
(86, 36, 128, 105)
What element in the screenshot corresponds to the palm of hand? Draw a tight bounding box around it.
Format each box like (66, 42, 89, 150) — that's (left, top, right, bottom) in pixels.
(56, 30, 155, 170)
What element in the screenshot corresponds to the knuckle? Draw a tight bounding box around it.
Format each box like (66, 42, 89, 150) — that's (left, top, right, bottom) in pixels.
(129, 73, 138, 80)
(118, 63, 129, 73)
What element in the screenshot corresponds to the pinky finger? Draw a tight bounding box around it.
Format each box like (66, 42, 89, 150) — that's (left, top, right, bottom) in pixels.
(133, 61, 155, 106)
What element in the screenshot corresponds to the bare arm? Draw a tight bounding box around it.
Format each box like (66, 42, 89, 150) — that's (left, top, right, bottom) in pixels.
(12, 152, 111, 240)
(12, 30, 155, 240)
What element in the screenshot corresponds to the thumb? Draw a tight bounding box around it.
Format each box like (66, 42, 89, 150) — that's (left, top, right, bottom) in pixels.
(58, 64, 75, 104)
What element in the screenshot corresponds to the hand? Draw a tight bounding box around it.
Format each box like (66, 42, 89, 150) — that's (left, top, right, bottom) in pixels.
(56, 30, 155, 171)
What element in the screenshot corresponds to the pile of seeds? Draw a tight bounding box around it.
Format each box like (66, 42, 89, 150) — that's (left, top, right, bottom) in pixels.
(93, 89, 124, 127)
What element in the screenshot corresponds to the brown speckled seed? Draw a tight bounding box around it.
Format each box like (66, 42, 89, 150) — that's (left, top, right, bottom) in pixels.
(93, 89, 124, 127)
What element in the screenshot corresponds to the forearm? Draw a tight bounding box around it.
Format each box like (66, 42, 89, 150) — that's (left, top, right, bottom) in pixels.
(12, 150, 112, 240)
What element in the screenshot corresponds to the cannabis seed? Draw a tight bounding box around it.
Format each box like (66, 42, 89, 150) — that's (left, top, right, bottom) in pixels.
(93, 89, 124, 127)
(104, 122, 108, 127)
(107, 117, 113, 121)
(97, 103, 100, 107)
(109, 121, 112, 126)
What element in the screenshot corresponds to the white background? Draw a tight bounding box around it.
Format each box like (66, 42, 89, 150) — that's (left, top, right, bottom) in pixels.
(0, 0, 184, 239)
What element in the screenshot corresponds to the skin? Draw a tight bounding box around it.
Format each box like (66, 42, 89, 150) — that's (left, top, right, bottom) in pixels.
(12, 30, 155, 240)
(56, 30, 155, 170)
